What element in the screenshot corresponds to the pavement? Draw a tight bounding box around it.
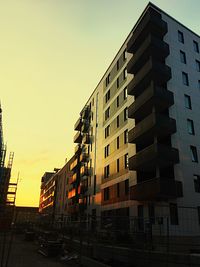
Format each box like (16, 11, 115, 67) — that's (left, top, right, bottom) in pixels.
(0, 233, 80, 267)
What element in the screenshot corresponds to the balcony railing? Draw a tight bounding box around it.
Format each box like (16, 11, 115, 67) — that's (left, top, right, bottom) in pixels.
(74, 117, 82, 131)
(82, 134, 91, 144)
(129, 143, 179, 171)
(128, 84, 174, 120)
(73, 131, 82, 144)
(128, 113, 176, 144)
(130, 177, 183, 200)
(80, 152, 89, 163)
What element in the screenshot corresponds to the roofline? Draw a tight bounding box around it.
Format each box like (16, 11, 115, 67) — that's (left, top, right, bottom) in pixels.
(77, 2, 200, 110)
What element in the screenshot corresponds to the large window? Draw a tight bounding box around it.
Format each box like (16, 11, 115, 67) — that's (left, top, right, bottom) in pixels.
(194, 175, 200, 193)
(190, 146, 198, 162)
(105, 107, 110, 120)
(104, 187, 110, 201)
(182, 72, 189, 86)
(180, 50, 186, 64)
(193, 40, 199, 53)
(170, 203, 179, 225)
(196, 60, 200, 72)
(178, 30, 184, 43)
(105, 125, 110, 138)
(124, 129, 128, 144)
(124, 107, 128, 121)
(105, 90, 110, 103)
(184, 94, 192, 109)
(187, 119, 195, 135)
(117, 159, 120, 172)
(104, 144, 110, 158)
(125, 179, 129, 195)
(104, 165, 110, 178)
(117, 136, 120, 149)
(124, 87, 127, 100)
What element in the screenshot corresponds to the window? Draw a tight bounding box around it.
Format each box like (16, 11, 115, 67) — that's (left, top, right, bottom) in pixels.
(124, 129, 128, 144)
(125, 179, 129, 195)
(187, 119, 195, 135)
(105, 90, 110, 103)
(178, 30, 184, 43)
(198, 207, 200, 225)
(117, 136, 120, 149)
(105, 125, 110, 138)
(123, 68, 127, 79)
(190, 146, 198, 162)
(180, 50, 186, 64)
(193, 40, 199, 53)
(196, 60, 200, 72)
(184, 94, 192, 109)
(105, 107, 110, 120)
(182, 72, 189, 86)
(117, 159, 120, 172)
(117, 77, 119, 88)
(116, 96, 119, 107)
(170, 203, 179, 225)
(194, 175, 200, 193)
(198, 80, 200, 90)
(104, 165, 110, 178)
(106, 73, 111, 86)
(148, 204, 155, 224)
(104, 144, 110, 158)
(124, 153, 129, 168)
(124, 107, 128, 121)
(124, 87, 127, 100)
(117, 115, 119, 128)
(104, 187, 109, 201)
(123, 49, 126, 61)
(117, 183, 120, 197)
(117, 60, 119, 70)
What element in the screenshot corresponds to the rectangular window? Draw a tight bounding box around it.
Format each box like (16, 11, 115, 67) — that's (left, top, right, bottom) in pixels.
(198, 80, 200, 90)
(117, 77, 119, 88)
(117, 136, 120, 149)
(105, 90, 110, 103)
(187, 119, 195, 135)
(104, 165, 110, 178)
(180, 50, 186, 64)
(124, 107, 128, 121)
(104, 187, 109, 201)
(184, 94, 192, 109)
(178, 30, 184, 43)
(198, 207, 200, 225)
(170, 203, 179, 225)
(125, 179, 129, 195)
(105, 125, 110, 138)
(123, 68, 127, 79)
(124, 129, 128, 144)
(116, 96, 119, 107)
(124, 87, 127, 100)
(117, 159, 120, 172)
(193, 41, 199, 53)
(117, 183, 120, 197)
(104, 144, 110, 158)
(196, 60, 200, 72)
(117, 115, 119, 128)
(124, 153, 129, 168)
(105, 107, 110, 120)
(123, 49, 126, 61)
(106, 73, 111, 87)
(194, 175, 200, 193)
(117, 60, 119, 70)
(182, 72, 189, 86)
(190, 146, 198, 162)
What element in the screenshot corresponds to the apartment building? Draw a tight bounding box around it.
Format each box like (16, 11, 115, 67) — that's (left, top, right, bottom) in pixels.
(70, 2, 200, 234)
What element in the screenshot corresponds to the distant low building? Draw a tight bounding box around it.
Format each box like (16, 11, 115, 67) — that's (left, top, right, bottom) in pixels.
(14, 206, 39, 225)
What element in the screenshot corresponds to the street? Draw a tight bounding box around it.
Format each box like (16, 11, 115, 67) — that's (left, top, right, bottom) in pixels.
(0, 233, 79, 267)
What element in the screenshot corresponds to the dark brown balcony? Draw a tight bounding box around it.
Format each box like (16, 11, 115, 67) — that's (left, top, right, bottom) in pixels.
(74, 117, 82, 131)
(80, 166, 91, 178)
(128, 84, 174, 120)
(81, 120, 90, 133)
(80, 152, 89, 163)
(127, 34, 169, 75)
(82, 134, 91, 144)
(129, 143, 179, 171)
(74, 131, 82, 144)
(74, 144, 82, 154)
(82, 106, 90, 119)
(127, 7, 168, 54)
(130, 177, 183, 200)
(128, 113, 176, 144)
(127, 59, 171, 96)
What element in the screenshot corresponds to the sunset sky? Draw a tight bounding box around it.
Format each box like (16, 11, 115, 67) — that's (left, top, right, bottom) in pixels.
(0, 0, 200, 207)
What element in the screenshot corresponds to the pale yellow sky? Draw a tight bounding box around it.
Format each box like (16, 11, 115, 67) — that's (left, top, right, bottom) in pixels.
(0, 0, 199, 207)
